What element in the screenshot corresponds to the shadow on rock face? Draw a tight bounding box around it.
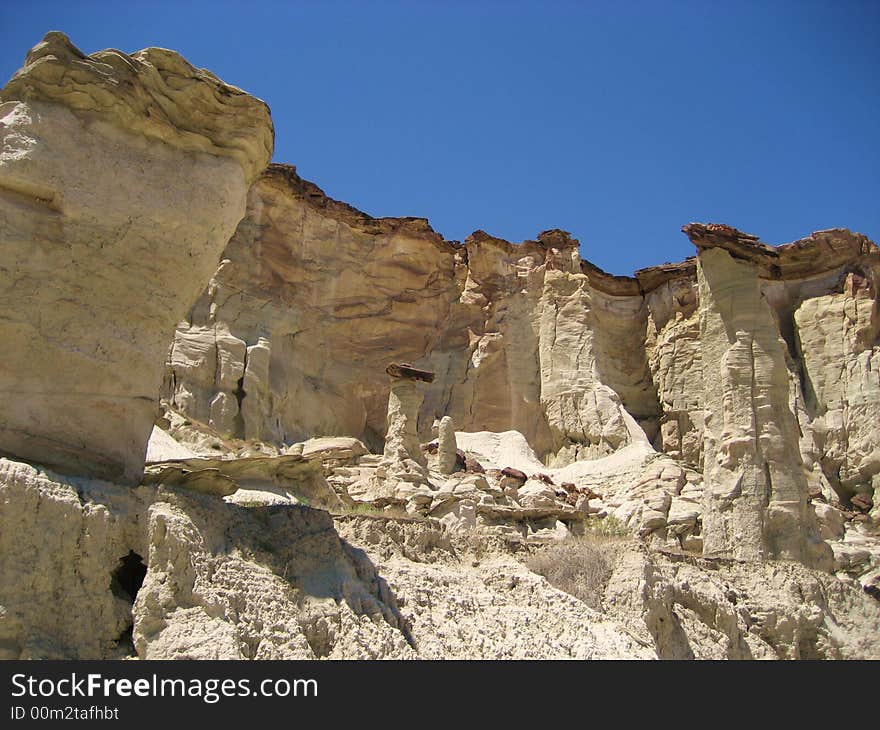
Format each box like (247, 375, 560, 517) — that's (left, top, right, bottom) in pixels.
(231, 503, 415, 647)
(131, 491, 417, 659)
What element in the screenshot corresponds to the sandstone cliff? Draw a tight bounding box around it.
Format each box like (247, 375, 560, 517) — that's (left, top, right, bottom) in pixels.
(164, 165, 657, 464)
(163, 169, 879, 540)
(1, 32, 878, 661)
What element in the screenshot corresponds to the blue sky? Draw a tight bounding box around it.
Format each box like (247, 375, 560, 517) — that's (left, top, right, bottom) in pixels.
(1, 1, 878, 275)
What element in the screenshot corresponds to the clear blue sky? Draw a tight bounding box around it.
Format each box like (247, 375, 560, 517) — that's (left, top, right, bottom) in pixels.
(1, 1, 878, 275)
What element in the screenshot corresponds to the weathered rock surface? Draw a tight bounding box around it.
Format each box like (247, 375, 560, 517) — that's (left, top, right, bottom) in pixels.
(0, 33, 273, 483)
(2, 31, 879, 661)
(0, 459, 148, 659)
(383, 365, 432, 469)
(4, 452, 878, 660)
(795, 275, 880, 502)
(0, 455, 659, 659)
(162, 171, 656, 466)
(293, 436, 368, 463)
(145, 452, 342, 509)
(161, 173, 879, 561)
(164, 166, 460, 452)
(0, 457, 409, 659)
(160, 202, 879, 575)
(643, 270, 703, 465)
(604, 544, 880, 659)
(145, 426, 199, 463)
(696, 245, 829, 567)
(335, 517, 657, 659)
(436, 416, 457, 474)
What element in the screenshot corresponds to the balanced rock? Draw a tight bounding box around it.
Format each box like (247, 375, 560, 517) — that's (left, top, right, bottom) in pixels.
(0, 33, 273, 483)
(383, 363, 434, 468)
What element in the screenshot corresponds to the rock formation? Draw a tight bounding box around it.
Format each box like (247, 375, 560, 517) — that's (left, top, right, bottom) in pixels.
(163, 165, 459, 452)
(382, 363, 434, 468)
(691, 231, 830, 568)
(1, 31, 879, 661)
(0, 32, 273, 483)
(162, 168, 879, 527)
(437, 416, 457, 474)
(161, 181, 880, 575)
(162, 168, 655, 463)
(2, 452, 877, 660)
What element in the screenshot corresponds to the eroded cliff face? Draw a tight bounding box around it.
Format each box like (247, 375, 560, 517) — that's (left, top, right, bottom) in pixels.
(1, 32, 879, 661)
(164, 166, 658, 465)
(0, 32, 273, 483)
(163, 170, 880, 518)
(4, 453, 878, 660)
(4, 456, 877, 660)
(0, 458, 418, 659)
(156, 171, 880, 579)
(164, 165, 459, 450)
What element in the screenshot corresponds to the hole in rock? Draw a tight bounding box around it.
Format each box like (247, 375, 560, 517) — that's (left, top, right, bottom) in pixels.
(112, 550, 147, 603)
(110, 550, 147, 658)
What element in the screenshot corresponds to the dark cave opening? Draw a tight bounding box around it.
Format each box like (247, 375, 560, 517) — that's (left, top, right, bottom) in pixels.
(112, 550, 147, 603)
(110, 550, 147, 657)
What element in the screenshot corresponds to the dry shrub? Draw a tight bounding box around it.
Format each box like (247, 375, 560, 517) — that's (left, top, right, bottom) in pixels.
(525, 533, 626, 611)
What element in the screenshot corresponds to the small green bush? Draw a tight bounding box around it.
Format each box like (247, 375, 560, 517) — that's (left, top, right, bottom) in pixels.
(585, 514, 629, 538)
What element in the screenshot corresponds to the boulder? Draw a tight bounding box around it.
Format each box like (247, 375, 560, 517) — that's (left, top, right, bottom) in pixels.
(516, 480, 560, 510)
(293, 437, 369, 462)
(813, 502, 846, 541)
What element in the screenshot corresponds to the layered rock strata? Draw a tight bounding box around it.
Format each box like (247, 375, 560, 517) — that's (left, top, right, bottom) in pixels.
(0, 458, 410, 659)
(158, 171, 880, 577)
(0, 32, 273, 483)
(164, 167, 658, 465)
(164, 165, 460, 453)
(3, 451, 877, 660)
(163, 171, 879, 530)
